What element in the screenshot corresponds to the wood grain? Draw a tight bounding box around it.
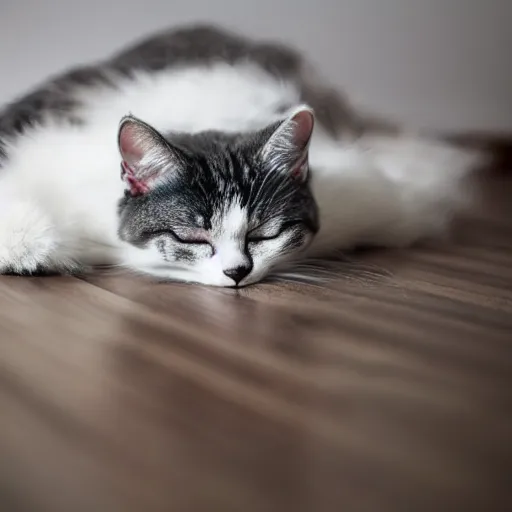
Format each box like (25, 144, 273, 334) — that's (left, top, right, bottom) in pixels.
(1, 172, 511, 512)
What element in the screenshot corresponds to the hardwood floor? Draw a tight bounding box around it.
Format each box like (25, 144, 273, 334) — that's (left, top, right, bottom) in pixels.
(1, 172, 511, 512)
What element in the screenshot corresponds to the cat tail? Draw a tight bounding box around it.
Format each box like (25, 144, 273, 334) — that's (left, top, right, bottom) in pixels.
(440, 131, 512, 174)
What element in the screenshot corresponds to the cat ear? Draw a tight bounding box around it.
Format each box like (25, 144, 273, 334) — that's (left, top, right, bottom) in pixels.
(260, 106, 314, 182)
(118, 115, 185, 195)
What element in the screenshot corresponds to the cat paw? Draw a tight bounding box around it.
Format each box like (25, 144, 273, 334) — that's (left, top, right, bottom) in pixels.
(0, 201, 57, 275)
(0, 236, 56, 274)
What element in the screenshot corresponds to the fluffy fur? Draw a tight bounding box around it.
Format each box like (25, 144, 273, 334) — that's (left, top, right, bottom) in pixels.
(0, 25, 481, 286)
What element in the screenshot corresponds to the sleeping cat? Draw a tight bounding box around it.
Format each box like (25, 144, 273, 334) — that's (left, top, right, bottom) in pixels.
(0, 25, 481, 287)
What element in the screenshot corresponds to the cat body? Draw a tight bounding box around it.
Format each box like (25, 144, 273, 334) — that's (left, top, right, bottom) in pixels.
(0, 25, 479, 286)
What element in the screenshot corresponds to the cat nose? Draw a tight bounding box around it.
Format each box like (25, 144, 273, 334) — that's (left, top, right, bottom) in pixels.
(223, 264, 252, 286)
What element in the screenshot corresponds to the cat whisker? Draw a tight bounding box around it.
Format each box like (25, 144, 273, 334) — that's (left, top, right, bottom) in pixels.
(269, 253, 397, 289)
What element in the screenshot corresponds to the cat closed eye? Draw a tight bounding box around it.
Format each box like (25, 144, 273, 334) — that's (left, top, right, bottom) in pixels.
(144, 229, 211, 246)
(247, 221, 303, 243)
(247, 236, 275, 243)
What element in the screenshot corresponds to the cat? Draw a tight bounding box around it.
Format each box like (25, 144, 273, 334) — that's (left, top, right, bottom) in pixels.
(0, 24, 482, 287)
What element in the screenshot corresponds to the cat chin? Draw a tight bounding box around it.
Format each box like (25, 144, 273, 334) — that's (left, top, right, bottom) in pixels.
(119, 243, 271, 287)
(128, 265, 239, 287)
(125, 262, 266, 287)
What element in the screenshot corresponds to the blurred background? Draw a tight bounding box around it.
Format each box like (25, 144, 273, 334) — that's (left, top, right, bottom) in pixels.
(1, 0, 511, 132)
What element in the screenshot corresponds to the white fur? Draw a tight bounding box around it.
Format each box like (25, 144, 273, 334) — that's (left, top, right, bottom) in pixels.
(0, 63, 480, 283)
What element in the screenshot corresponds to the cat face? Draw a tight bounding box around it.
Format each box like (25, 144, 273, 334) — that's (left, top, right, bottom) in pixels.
(116, 108, 319, 287)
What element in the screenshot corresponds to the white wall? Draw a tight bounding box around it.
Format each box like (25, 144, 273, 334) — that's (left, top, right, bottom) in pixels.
(1, 0, 511, 131)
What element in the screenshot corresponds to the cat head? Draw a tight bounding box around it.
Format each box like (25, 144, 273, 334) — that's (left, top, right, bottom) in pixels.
(116, 106, 319, 287)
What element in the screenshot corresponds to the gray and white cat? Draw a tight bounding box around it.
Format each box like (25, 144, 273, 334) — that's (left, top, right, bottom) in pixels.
(0, 25, 480, 287)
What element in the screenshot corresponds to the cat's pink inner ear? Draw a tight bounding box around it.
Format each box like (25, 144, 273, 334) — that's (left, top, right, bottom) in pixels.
(291, 154, 308, 180)
(119, 121, 145, 167)
(291, 109, 314, 150)
(287, 109, 313, 181)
